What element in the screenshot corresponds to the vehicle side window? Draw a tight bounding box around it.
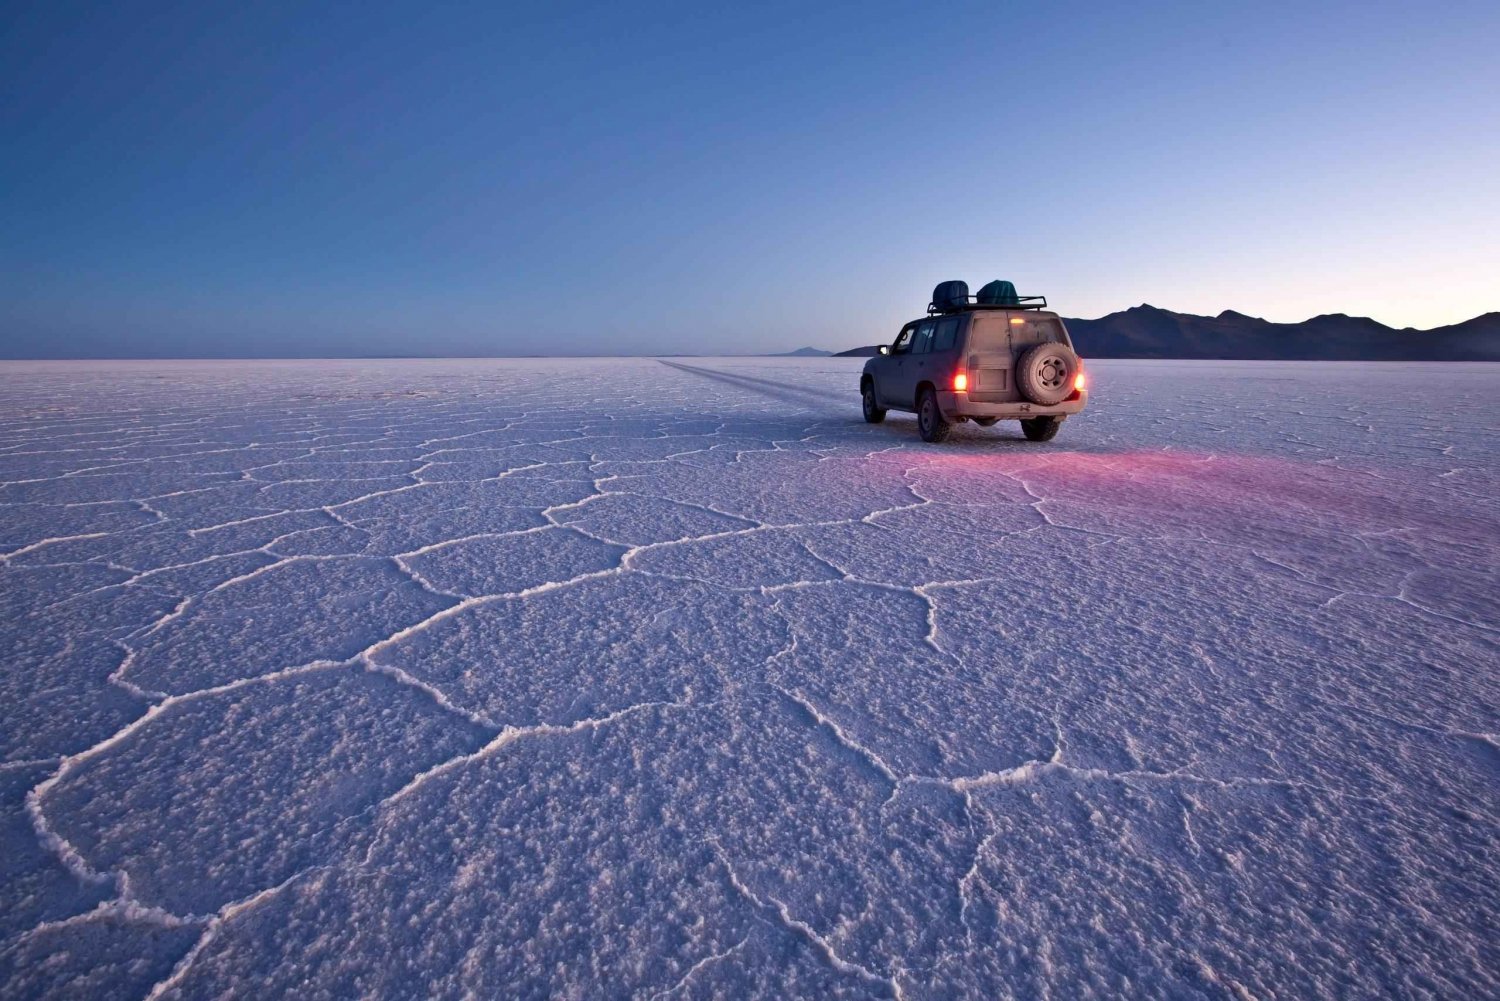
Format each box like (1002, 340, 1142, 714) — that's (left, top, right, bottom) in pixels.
(1035, 319, 1062, 343)
(891, 326, 914, 354)
(912, 321, 936, 354)
(933, 317, 960, 352)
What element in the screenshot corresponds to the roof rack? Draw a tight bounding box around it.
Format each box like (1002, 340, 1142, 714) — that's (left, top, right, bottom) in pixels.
(928, 295, 1048, 315)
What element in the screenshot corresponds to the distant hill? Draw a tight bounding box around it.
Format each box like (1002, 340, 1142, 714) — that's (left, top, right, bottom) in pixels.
(781, 308, 1500, 361)
(1063, 306, 1500, 361)
(767, 346, 833, 357)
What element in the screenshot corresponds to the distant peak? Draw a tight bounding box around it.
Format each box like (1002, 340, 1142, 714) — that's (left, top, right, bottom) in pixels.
(1305, 312, 1390, 329)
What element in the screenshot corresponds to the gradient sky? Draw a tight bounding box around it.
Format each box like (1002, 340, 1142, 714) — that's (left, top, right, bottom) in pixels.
(3, 1, 1497, 357)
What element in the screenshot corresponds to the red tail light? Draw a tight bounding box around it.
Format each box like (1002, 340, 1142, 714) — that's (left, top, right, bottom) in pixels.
(953, 372, 968, 392)
(1074, 371, 1086, 391)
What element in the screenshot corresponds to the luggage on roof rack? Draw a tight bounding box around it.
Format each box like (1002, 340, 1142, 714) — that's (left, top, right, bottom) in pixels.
(977, 280, 1020, 305)
(928, 278, 1047, 313)
(931, 280, 970, 312)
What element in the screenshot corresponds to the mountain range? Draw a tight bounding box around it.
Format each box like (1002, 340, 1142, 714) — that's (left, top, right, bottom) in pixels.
(1062, 305, 1500, 361)
(826, 307, 1500, 360)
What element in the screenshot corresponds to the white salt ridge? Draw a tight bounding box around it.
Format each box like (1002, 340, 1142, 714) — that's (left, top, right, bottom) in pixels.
(0, 357, 1495, 999)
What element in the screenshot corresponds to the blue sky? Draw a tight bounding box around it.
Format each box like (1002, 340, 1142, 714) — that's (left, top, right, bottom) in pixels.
(3, 0, 1497, 357)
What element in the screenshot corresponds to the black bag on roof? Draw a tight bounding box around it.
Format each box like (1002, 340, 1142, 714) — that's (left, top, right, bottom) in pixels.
(931, 280, 969, 312)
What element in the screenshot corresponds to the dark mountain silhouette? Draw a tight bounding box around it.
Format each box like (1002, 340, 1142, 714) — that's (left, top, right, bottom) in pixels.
(833, 345, 882, 357)
(1063, 305, 1500, 361)
(768, 346, 833, 357)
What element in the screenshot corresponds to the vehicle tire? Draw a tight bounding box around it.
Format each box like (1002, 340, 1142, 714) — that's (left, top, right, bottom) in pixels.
(1015, 343, 1080, 406)
(917, 389, 952, 443)
(861, 383, 887, 423)
(973, 417, 999, 427)
(1020, 416, 1063, 442)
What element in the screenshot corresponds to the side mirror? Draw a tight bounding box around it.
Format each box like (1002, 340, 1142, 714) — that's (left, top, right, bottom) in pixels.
(879, 345, 890, 356)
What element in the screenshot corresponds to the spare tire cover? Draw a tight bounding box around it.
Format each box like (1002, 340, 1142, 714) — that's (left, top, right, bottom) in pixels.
(1015, 343, 1079, 406)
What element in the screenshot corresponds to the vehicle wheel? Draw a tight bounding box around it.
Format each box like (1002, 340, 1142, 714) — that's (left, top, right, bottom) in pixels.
(1015, 343, 1080, 406)
(1020, 416, 1063, 442)
(861, 383, 887, 423)
(973, 417, 998, 427)
(917, 389, 952, 443)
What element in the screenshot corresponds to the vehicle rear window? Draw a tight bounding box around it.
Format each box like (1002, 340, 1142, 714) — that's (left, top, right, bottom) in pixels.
(1034, 319, 1063, 343)
(933, 317, 960, 351)
(967, 316, 1009, 349)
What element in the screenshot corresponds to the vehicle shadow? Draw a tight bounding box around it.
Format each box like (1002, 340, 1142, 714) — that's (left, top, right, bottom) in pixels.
(657, 360, 852, 412)
(657, 359, 1126, 452)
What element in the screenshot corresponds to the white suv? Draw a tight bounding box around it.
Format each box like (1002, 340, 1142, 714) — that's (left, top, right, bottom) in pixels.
(861, 279, 1088, 443)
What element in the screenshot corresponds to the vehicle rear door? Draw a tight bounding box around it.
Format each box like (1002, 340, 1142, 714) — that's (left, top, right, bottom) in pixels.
(874, 323, 917, 407)
(928, 315, 963, 390)
(895, 319, 936, 407)
(964, 314, 1018, 402)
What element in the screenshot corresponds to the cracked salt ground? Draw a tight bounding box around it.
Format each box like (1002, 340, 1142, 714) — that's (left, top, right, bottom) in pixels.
(0, 358, 1496, 999)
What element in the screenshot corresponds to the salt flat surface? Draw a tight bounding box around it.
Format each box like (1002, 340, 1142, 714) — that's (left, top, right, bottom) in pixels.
(1, 357, 1496, 999)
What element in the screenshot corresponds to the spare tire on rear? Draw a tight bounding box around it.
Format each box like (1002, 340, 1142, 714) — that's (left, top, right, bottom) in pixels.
(1015, 343, 1079, 406)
